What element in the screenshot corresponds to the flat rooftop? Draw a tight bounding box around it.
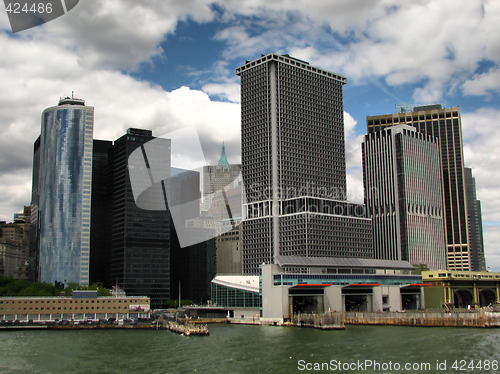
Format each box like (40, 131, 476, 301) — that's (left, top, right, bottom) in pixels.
(275, 256, 415, 271)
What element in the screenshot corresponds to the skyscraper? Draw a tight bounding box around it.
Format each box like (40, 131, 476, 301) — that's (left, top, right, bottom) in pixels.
(237, 53, 372, 274)
(362, 125, 447, 270)
(169, 167, 216, 304)
(367, 105, 483, 271)
(89, 139, 113, 284)
(465, 168, 486, 271)
(35, 96, 94, 285)
(108, 128, 171, 308)
(201, 143, 241, 213)
(29, 136, 40, 282)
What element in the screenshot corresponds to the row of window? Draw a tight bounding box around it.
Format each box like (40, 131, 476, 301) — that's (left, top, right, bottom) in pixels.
(0, 299, 145, 305)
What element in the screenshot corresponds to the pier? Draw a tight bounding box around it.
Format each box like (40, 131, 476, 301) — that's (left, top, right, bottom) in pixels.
(167, 321, 209, 336)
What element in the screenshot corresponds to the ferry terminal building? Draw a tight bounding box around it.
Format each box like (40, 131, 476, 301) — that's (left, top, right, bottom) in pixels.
(212, 256, 426, 322)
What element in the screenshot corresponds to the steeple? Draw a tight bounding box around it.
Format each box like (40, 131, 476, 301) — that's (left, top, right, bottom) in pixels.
(216, 142, 230, 170)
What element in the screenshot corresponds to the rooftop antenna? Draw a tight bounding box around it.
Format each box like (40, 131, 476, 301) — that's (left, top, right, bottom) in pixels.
(395, 103, 413, 114)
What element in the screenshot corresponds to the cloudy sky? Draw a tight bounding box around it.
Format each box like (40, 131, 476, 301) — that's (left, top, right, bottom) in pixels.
(1, 0, 499, 269)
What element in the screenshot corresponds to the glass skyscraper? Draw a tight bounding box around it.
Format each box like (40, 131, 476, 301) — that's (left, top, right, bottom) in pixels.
(108, 128, 171, 309)
(35, 96, 94, 285)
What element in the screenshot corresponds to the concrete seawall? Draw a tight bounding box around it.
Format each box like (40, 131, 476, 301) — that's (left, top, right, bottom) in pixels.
(290, 309, 500, 330)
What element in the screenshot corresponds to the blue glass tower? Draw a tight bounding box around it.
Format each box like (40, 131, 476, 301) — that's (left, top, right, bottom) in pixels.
(36, 96, 94, 285)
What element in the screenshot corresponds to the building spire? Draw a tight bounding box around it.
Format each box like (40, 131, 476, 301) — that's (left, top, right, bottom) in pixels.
(216, 141, 229, 170)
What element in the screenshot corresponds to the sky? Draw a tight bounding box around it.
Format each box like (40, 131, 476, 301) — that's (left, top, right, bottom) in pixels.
(0, 0, 499, 269)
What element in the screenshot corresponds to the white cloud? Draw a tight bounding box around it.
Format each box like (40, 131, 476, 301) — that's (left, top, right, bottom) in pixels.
(344, 112, 365, 203)
(462, 108, 500, 222)
(1, 0, 215, 71)
(463, 67, 500, 96)
(202, 82, 241, 103)
(0, 25, 240, 221)
(215, 0, 500, 105)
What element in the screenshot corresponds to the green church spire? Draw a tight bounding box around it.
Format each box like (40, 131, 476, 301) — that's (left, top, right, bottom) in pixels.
(216, 141, 230, 170)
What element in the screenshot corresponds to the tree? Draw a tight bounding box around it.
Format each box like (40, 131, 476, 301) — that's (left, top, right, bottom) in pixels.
(412, 264, 430, 275)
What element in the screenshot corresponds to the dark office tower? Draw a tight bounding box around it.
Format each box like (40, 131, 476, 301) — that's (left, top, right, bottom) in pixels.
(169, 168, 216, 304)
(29, 136, 40, 282)
(465, 168, 486, 271)
(170, 228, 216, 304)
(89, 140, 113, 284)
(237, 53, 372, 274)
(36, 96, 94, 285)
(367, 105, 478, 271)
(108, 128, 171, 309)
(362, 125, 447, 270)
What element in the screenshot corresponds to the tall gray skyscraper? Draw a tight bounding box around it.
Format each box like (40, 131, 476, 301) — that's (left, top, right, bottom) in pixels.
(237, 53, 372, 274)
(465, 168, 486, 271)
(35, 96, 94, 285)
(367, 105, 483, 271)
(362, 125, 447, 270)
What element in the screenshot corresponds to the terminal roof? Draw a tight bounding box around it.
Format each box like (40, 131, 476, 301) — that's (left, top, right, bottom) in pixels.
(275, 256, 415, 270)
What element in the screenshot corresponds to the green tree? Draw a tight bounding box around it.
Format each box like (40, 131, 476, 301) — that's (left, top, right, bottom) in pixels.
(412, 264, 430, 275)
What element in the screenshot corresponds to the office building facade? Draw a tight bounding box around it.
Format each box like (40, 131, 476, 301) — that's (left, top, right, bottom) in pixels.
(367, 105, 482, 271)
(169, 167, 217, 304)
(237, 53, 372, 274)
(89, 140, 113, 284)
(35, 97, 94, 285)
(465, 168, 486, 271)
(0, 220, 30, 279)
(201, 143, 241, 213)
(29, 137, 41, 282)
(108, 129, 171, 309)
(362, 125, 447, 269)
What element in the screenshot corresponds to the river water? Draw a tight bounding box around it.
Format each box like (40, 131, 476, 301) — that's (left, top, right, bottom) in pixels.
(0, 324, 499, 373)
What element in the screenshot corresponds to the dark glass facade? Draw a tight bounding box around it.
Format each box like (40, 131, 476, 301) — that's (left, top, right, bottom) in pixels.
(29, 136, 40, 282)
(108, 129, 171, 309)
(169, 168, 217, 304)
(465, 168, 486, 271)
(90, 140, 113, 284)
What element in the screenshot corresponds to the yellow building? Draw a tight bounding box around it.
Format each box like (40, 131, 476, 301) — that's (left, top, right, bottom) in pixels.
(423, 270, 500, 308)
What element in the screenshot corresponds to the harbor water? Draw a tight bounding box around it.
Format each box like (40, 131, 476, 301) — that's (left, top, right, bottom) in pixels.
(0, 324, 499, 373)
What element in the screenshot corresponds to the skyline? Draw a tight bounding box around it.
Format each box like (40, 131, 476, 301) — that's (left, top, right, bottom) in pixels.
(0, 1, 499, 270)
